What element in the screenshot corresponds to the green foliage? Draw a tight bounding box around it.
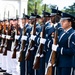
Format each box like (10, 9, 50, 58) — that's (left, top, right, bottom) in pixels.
(28, 0, 43, 15)
(28, 0, 57, 15)
(63, 3, 75, 16)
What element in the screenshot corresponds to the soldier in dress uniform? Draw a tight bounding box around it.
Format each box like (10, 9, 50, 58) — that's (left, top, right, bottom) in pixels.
(11, 18, 21, 75)
(1, 19, 8, 72)
(34, 11, 51, 75)
(3, 18, 14, 75)
(0, 20, 6, 72)
(51, 12, 75, 75)
(71, 17, 75, 75)
(26, 13, 42, 75)
(45, 8, 62, 75)
(20, 14, 32, 75)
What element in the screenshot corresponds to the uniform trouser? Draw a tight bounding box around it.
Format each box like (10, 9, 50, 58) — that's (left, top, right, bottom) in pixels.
(36, 56, 45, 75)
(0, 53, 2, 68)
(72, 68, 75, 75)
(11, 41, 20, 75)
(6, 50, 12, 74)
(27, 48, 37, 75)
(2, 54, 7, 70)
(20, 51, 25, 75)
(12, 52, 20, 75)
(57, 67, 71, 75)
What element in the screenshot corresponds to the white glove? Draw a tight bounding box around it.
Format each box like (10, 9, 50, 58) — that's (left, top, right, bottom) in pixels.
(15, 35, 20, 40)
(52, 44, 58, 51)
(47, 62, 52, 67)
(54, 23, 58, 28)
(30, 47, 34, 51)
(21, 35, 27, 40)
(35, 53, 40, 57)
(2, 34, 5, 38)
(6, 35, 11, 39)
(40, 38, 46, 44)
(30, 35, 36, 40)
(40, 54, 44, 58)
(33, 53, 40, 65)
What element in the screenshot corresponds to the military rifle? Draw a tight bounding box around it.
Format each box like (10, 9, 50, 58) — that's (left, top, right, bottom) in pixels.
(18, 9, 27, 62)
(33, 4, 46, 69)
(3, 11, 10, 55)
(46, 7, 58, 75)
(25, 2, 37, 61)
(12, 10, 19, 58)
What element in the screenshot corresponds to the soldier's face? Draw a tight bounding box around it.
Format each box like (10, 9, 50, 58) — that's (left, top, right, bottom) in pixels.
(22, 19, 25, 24)
(61, 19, 71, 30)
(10, 20, 13, 25)
(50, 16, 55, 23)
(39, 17, 44, 23)
(31, 19, 35, 24)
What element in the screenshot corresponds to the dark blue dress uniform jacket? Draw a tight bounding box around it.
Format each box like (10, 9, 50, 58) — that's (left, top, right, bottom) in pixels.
(56, 28, 75, 67)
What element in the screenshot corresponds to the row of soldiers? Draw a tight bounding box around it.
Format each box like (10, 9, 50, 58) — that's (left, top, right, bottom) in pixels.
(0, 7, 75, 75)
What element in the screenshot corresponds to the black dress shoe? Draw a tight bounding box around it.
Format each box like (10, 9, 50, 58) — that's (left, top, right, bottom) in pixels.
(0, 69, 6, 72)
(3, 72, 12, 75)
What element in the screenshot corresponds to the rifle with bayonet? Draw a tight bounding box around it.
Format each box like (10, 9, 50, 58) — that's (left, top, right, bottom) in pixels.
(25, 2, 37, 61)
(33, 4, 46, 69)
(3, 11, 10, 55)
(12, 10, 19, 58)
(18, 9, 27, 62)
(46, 7, 58, 75)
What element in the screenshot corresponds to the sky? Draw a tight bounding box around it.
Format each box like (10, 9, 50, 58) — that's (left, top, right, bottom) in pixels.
(43, 0, 75, 10)
(0, 0, 75, 19)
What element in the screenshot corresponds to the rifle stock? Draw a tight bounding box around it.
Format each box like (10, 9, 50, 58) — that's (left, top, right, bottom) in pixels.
(25, 2, 37, 61)
(18, 25, 26, 62)
(12, 10, 18, 58)
(12, 29, 18, 58)
(33, 44, 44, 69)
(46, 28, 58, 75)
(33, 4, 46, 69)
(46, 7, 58, 75)
(3, 11, 9, 55)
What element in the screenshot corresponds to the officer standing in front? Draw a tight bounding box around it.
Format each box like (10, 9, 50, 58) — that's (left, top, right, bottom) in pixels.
(52, 12, 75, 75)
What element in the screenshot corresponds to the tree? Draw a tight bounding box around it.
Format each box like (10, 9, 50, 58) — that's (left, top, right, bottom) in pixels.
(28, 0, 57, 15)
(63, 3, 75, 16)
(28, 0, 43, 15)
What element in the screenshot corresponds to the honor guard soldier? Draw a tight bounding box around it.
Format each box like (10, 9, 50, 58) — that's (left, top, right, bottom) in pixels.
(33, 11, 51, 75)
(19, 14, 32, 75)
(45, 8, 62, 75)
(3, 18, 14, 75)
(71, 17, 75, 75)
(11, 17, 21, 75)
(48, 8, 62, 37)
(51, 13, 75, 75)
(0, 20, 6, 72)
(1, 19, 7, 72)
(26, 13, 42, 75)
